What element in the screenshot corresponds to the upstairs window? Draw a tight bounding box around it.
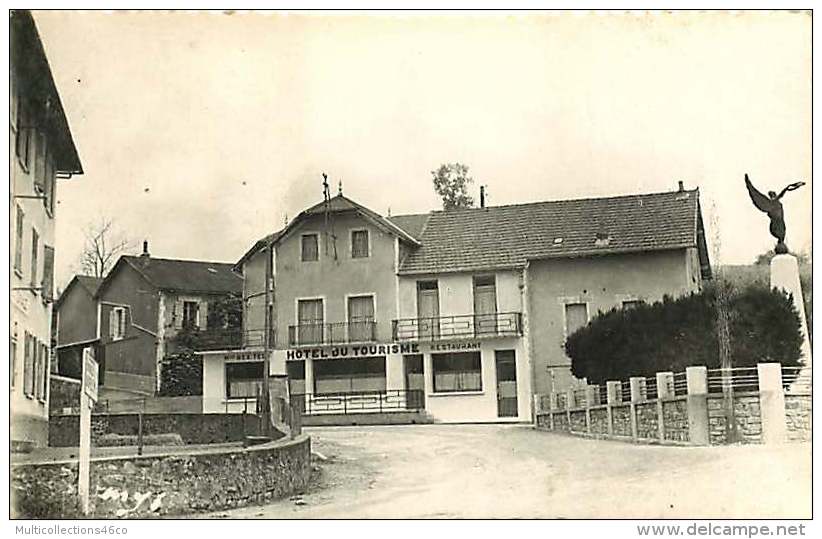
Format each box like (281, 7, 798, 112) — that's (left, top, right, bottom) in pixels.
(42, 245, 54, 303)
(564, 302, 588, 337)
(110, 307, 127, 341)
(351, 229, 369, 258)
(182, 301, 200, 329)
(301, 234, 319, 262)
(34, 131, 47, 195)
(14, 206, 24, 274)
(30, 228, 39, 289)
(23, 332, 34, 398)
(15, 96, 31, 171)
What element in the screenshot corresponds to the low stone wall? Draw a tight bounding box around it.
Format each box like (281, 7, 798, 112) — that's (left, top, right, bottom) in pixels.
(662, 399, 689, 442)
(635, 402, 658, 440)
(49, 375, 81, 416)
(11, 435, 311, 518)
(569, 410, 587, 433)
(553, 412, 569, 432)
(784, 394, 811, 442)
(590, 407, 609, 435)
(707, 394, 763, 445)
(49, 413, 267, 447)
(612, 405, 632, 437)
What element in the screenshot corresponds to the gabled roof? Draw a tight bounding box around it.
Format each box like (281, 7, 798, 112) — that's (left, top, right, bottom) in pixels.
(54, 275, 103, 308)
(388, 213, 431, 242)
(11, 11, 82, 175)
(233, 229, 284, 272)
(296, 195, 422, 246)
(97, 255, 242, 298)
(235, 194, 422, 270)
(398, 189, 710, 276)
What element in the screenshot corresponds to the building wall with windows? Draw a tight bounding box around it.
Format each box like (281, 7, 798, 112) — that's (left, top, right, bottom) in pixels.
(242, 248, 270, 346)
(10, 11, 82, 447)
(273, 212, 399, 347)
(98, 262, 160, 394)
(526, 249, 699, 396)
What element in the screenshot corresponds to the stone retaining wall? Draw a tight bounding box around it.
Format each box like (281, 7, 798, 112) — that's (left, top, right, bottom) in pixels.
(11, 435, 311, 518)
(662, 399, 689, 442)
(707, 394, 763, 445)
(612, 405, 632, 437)
(49, 413, 268, 447)
(590, 407, 608, 435)
(785, 394, 812, 442)
(569, 410, 587, 433)
(635, 402, 658, 440)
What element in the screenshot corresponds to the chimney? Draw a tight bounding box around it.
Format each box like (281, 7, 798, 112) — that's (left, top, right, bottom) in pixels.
(678, 180, 685, 192)
(480, 185, 485, 208)
(141, 240, 150, 258)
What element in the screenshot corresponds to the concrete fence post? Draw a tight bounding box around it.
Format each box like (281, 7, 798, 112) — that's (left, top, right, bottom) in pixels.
(606, 381, 620, 436)
(548, 392, 557, 430)
(686, 366, 709, 445)
(566, 389, 574, 430)
(656, 371, 673, 442)
(629, 377, 644, 441)
(585, 385, 597, 435)
(757, 363, 787, 444)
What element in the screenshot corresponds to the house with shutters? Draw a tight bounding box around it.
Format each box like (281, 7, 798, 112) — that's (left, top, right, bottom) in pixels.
(212, 182, 710, 423)
(95, 244, 243, 397)
(10, 11, 84, 448)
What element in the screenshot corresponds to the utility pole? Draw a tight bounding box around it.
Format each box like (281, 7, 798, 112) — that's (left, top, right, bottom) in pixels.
(262, 242, 273, 436)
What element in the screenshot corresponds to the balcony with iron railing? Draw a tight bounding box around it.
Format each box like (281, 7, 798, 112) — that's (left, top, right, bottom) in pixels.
(288, 321, 378, 347)
(169, 327, 277, 351)
(392, 311, 523, 342)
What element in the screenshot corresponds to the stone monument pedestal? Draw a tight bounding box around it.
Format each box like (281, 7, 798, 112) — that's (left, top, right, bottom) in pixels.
(770, 254, 811, 378)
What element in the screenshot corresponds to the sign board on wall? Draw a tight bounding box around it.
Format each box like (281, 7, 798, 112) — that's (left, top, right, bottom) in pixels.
(286, 342, 420, 360)
(82, 347, 98, 403)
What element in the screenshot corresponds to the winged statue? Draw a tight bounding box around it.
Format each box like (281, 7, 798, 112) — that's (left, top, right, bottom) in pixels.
(744, 173, 805, 254)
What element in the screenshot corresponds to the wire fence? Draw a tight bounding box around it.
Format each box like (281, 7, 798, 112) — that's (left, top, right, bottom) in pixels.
(620, 380, 632, 403)
(782, 366, 812, 394)
(645, 376, 658, 400)
(672, 371, 688, 396)
(706, 366, 759, 393)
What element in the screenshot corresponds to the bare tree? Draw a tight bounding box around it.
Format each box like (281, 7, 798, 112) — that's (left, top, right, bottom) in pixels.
(78, 218, 136, 278)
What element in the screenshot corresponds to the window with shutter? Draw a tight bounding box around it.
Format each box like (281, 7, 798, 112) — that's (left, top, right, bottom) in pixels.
(14, 206, 24, 273)
(30, 228, 39, 288)
(351, 229, 369, 258)
(23, 333, 34, 397)
(34, 131, 47, 194)
(42, 245, 54, 303)
(109, 309, 117, 340)
(564, 303, 589, 337)
(15, 96, 31, 170)
(301, 234, 319, 262)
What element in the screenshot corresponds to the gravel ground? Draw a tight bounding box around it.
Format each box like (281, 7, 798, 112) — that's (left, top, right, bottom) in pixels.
(203, 424, 811, 519)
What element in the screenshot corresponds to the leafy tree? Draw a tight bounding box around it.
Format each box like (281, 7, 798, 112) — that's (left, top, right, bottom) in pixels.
(431, 163, 475, 210)
(565, 283, 803, 385)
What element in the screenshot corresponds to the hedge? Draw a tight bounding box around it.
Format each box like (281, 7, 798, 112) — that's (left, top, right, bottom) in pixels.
(159, 352, 203, 397)
(566, 283, 804, 385)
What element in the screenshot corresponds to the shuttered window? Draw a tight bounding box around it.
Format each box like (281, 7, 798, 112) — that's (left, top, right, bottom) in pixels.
(348, 295, 375, 341)
(110, 307, 127, 340)
(14, 206, 24, 273)
(30, 228, 39, 288)
(42, 245, 55, 302)
(23, 332, 34, 397)
(34, 131, 47, 194)
(15, 96, 31, 170)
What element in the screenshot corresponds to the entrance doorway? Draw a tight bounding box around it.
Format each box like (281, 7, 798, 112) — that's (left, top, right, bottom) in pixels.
(404, 354, 425, 409)
(417, 281, 440, 339)
(495, 350, 518, 418)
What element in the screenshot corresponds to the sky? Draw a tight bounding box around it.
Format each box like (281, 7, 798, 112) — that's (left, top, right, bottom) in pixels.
(31, 10, 811, 287)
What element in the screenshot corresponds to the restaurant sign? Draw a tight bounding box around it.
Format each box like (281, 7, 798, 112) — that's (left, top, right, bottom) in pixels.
(286, 342, 420, 360)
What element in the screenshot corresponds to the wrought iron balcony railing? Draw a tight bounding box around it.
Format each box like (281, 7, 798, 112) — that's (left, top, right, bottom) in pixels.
(288, 321, 378, 347)
(391, 312, 523, 342)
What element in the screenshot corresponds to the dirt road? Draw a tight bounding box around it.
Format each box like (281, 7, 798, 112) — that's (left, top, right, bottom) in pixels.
(208, 424, 811, 519)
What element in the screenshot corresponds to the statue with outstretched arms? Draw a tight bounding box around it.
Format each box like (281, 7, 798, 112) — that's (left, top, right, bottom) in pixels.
(744, 173, 805, 254)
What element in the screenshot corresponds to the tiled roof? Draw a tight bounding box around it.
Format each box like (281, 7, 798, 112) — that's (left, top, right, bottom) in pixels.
(398, 189, 702, 275)
(120, 256, 242, 294)
(299, 195, 421, 245)
(388, 213, 431, 242)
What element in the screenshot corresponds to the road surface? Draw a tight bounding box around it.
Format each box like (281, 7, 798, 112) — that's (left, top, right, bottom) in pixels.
(206, 424, 811, 519)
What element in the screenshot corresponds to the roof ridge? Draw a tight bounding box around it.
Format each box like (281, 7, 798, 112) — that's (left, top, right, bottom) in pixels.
(427, 188, 699, 214)
(122, 255, 237, 266)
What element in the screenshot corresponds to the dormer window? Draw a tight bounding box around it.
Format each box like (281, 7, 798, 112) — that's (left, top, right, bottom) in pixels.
(351, 229, 369, 258)
(301, 234, 319, 262)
